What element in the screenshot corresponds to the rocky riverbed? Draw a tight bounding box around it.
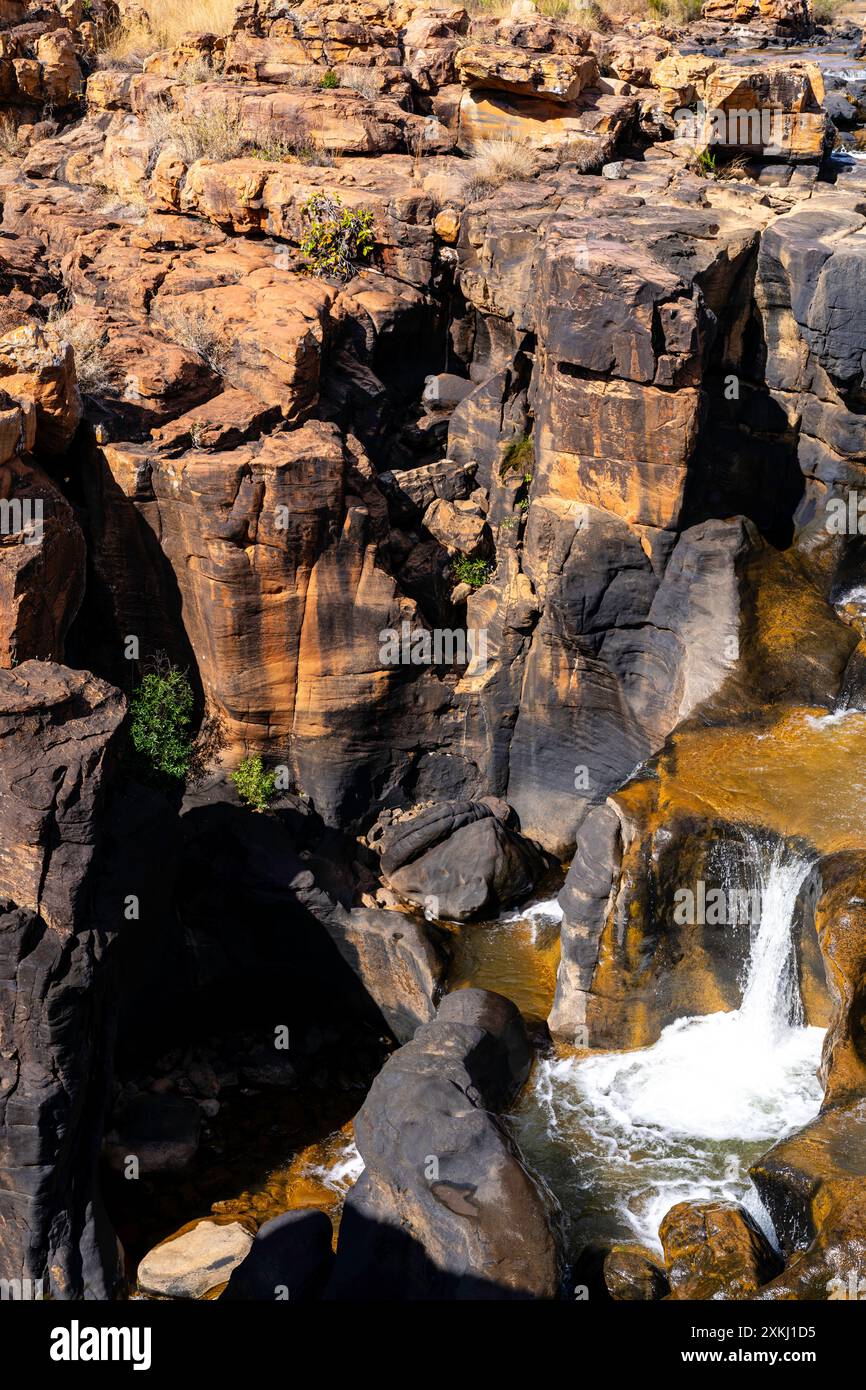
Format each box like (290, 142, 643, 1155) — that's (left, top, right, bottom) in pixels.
(0, 0, 865, 1306)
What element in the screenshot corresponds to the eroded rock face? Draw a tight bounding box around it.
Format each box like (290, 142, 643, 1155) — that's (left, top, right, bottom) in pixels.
(2, 0, 866, 1308)
(0, 457, 85, 666)
(328, 988, 563, 1299)
(814, 853, 866, 1107)
(0, 661, 126, 1298)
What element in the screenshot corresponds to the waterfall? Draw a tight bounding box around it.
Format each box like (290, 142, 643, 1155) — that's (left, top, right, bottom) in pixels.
(519, 839, 826, 1252)
(738, 849, 809, 1038)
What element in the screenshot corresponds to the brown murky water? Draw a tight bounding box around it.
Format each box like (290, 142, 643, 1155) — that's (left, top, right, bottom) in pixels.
(650, 706, 866, 856)
(444, 899, 563, 1024)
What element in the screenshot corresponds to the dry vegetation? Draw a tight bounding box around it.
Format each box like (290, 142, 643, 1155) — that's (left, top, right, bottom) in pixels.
(338, 65, 381, 100)
(561, 134, 609, 171)
(155, 301, 233, 377)
(811, 0, 845, 20)
(49, 310, 113, 396)
(462, 136, 539, 199)
(142, 96, 326, 165)
(100, 0, 240, 64)
(142, 99, 248, 162)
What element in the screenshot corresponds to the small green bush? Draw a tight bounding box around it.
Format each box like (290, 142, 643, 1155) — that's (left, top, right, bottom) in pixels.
(695, 147, 718, 179)
(320, 69, 340, 88)
(500, 433, 535, 481)
(232, 753, 277, 811)
(300, 192, 375, 280)
(128, 666, 195, 787)
(453, 556, 493, 589)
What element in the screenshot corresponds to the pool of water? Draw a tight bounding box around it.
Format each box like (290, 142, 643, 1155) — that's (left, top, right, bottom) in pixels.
(444, 896, 564, 1024)
(511, 846, 825, 1258)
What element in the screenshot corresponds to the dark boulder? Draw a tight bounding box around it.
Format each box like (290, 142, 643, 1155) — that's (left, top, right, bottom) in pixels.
(327, 988, 563, 1300)
(382, 800, 552, 922)
(221, 1209, 334, 1302)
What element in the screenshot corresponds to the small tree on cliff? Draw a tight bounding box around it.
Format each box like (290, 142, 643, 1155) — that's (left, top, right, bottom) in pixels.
(128, 664, 196, 789)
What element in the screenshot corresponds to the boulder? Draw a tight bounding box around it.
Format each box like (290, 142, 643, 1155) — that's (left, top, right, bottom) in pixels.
(604, 1243, 669, 1300)
(381, 799, 551, 921)
(324, 905, 449, 1042)
(221, 1208, 334, 1300)
(137, 1219, 254, 1299)
(660, 1199, 782, 1300)
(327, 988, 563, 1299)
(455, 44, 598, 104)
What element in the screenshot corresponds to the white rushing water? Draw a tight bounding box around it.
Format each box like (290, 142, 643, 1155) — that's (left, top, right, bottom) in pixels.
(303, 1138, 364, 1193)
(520, 845, 825, 1252)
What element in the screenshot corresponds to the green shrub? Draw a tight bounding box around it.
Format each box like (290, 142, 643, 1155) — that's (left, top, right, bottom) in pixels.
(319, 68, 339, 88)
(500, 433, 534, 481)
(232, 753, 277, 811)
(695, 147, 718, 178)
(452, 556, 494, 589)
(300, 192, 375, 280)
(128, 666, 195, 787)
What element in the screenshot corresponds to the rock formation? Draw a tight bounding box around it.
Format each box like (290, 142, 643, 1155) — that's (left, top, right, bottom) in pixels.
(0, 0, 865, 1311)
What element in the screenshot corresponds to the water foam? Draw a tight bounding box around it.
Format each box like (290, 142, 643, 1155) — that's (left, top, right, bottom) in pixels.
(520, 844, 825, 1251)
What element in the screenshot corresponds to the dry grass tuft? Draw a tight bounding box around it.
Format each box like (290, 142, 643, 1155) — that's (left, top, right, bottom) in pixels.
(337, 65, 381, 100)
(49, 310, 113, 396)
(143, 95, 327, 165)
(812, 0, 844, 21)
(561, 134, 608, 172)
(569, 0, 614, 28)
(173, 53, 222, 84)
(462, 136, 539, 200)
(156, 300, 232, 377)
(142, 98, 248, 162)
(647, 0, 704, 18)
(101, 0, 240, 63)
